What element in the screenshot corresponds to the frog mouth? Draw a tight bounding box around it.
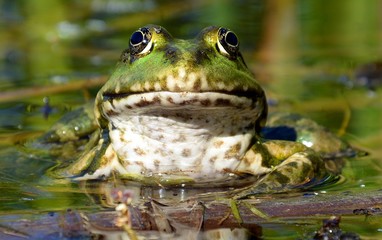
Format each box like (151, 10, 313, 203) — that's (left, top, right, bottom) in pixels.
(101, 91, 262, 113)
(101, 91, 266, 135)
(102, 90, 258, 102)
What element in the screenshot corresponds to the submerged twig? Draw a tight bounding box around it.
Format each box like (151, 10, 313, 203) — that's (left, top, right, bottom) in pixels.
(0, 76, 107, 103)
(337, 98, 352, 137)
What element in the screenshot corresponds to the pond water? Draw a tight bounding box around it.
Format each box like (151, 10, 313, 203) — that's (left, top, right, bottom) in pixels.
(1, 0, 382, 239)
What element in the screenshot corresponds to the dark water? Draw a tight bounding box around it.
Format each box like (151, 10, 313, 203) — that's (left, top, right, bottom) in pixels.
(1, 0, 382, 239)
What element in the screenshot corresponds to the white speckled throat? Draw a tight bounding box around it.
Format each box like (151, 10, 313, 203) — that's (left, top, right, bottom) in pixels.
(101, 91, 264, 181)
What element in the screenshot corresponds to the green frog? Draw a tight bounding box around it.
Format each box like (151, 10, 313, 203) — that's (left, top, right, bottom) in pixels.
(38, 25, 352, 195)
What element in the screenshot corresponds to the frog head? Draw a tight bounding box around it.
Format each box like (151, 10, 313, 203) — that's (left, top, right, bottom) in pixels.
(96, 24, 267, 130)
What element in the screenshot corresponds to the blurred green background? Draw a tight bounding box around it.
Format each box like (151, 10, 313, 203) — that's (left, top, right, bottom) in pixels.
(0, 0, 382, 238)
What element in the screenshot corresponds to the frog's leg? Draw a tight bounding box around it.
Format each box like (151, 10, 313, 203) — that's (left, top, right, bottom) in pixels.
(263, 112, 357, 158)
(39, 102, 97, 143)
(46, 128, 103, 178)
(235, 140, 330, 198)
(24, 102, 100, 165)
(47, 128, 126, 180)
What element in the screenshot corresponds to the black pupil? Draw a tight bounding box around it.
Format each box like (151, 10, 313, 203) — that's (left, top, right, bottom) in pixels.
(225, 32, 238, 46)
(130, 31, 144, 45)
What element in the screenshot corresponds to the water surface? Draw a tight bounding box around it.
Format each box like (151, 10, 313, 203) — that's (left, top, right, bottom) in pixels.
(0, 0, 382, 239)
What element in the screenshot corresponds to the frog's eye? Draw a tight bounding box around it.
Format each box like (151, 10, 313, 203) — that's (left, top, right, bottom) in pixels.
(129, 27, 153, 56)
(217, 27, 239, 58)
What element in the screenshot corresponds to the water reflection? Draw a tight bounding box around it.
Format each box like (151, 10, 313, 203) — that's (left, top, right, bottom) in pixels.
(0, 0, 382, 239)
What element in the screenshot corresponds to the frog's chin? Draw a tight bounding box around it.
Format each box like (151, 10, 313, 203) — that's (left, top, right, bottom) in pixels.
(98, 91, 264, 181)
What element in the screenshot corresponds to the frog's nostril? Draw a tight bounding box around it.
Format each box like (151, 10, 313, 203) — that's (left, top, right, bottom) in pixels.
(194, 49, 211, 64)
(164, 46, 180, 64)
(166, 48, 176, 56)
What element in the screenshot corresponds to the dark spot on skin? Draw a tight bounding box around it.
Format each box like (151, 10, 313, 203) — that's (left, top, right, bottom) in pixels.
(152, 96, 161, 104)
(273, 171, 290, 184)
(164, 45, 180, 64)
(243, 123, 255, 131)
(134, 148, 146, 156)
(194, 158, 202, 167)
(129, 54, 140, 63)
(222, 168, 238, 175)
(120, 135, 125, 143)
(286, 161, 299, 169)
(181, 149, 191, 157)
(167, 97, 175, 104)
(159, 148, 168, 157)
(175, 112, 182, 118)
(125, 105, 133, 109)
(180, 98, 199, 106)
(194, 48, 211, 65)
(121, 159, 131, 168)
(135, 99, 153, 107)
(236, 103, 244, 109)
(172, 135, 186, 143)
(215, 98, 231, 106)
(225, 143, 242, 158)
(209, 156, 218, 163)
(120, 49, 130, 63)
(242, 155, 252, 167)
(154, 159, 160, 167)
(136, 161, 144, 167)
(200, 99, 211, 106)
(214, 141, 224, 148)
(193, 79, 201, 91)
(302, 161, 313, 175)
(106, 109, 119, 117)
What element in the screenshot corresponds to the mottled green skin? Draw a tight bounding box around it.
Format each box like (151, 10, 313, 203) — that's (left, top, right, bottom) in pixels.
(100, 27, 259, 93)
(35, 25, 352, 196)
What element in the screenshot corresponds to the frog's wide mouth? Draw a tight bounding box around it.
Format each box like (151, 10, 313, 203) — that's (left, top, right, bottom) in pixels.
(101, 91, 262, 113)
(102, 90, 258, 102)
